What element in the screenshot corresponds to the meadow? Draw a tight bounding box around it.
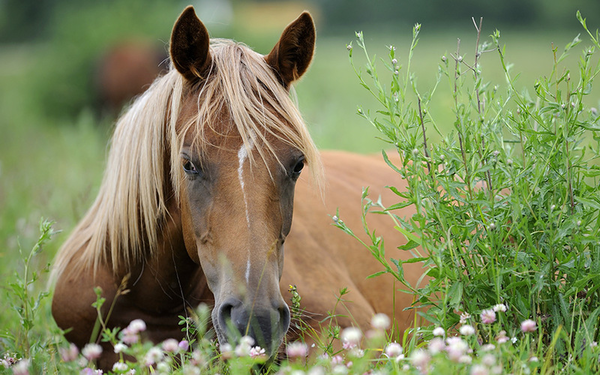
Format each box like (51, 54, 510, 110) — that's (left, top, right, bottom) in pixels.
(1, 4, 600, 374)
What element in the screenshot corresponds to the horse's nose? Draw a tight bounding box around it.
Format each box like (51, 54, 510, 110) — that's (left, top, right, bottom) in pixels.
(217, 298, 290, 354)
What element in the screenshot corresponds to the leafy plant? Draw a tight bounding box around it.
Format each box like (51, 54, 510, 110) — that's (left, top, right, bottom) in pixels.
(341, 10, 600, 370)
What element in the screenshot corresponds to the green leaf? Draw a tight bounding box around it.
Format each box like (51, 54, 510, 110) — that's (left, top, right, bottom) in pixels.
(448, 281, 463, 308)
(367, 271, 387, 279)
(398, 239, 420, 250)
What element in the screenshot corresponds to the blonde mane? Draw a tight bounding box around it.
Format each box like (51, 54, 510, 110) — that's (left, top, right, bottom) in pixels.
(52, 39, 322, 279)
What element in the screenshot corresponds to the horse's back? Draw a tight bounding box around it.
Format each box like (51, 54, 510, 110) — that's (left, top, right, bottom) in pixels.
(283, 150, 422, 335)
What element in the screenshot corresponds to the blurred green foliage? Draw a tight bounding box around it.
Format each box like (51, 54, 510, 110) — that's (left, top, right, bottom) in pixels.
(1, 0, 598, 121)
(3, 0, 599, 44)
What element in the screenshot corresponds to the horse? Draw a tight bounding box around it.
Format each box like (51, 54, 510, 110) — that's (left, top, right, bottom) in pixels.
(95, 40, 167, 116)
(51, 6, 423, 369)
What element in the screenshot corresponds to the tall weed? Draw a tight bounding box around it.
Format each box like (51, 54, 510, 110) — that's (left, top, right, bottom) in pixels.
(341, 11, 600, 369)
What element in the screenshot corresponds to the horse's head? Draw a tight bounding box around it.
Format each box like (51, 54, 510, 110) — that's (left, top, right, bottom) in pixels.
(169, 7, 319, 354)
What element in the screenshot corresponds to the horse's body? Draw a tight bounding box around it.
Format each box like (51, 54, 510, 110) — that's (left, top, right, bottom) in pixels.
(95, 40, 167, 115)
(51, 7, 421, 369)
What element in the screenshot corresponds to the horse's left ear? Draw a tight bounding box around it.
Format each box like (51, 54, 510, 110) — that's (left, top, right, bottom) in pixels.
(170, 6, 212, 82)
(266, 12, 316, 88)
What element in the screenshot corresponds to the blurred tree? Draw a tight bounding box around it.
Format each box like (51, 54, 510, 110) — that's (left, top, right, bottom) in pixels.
(314, 0, 599, 33)
(0, 0, 57, 43)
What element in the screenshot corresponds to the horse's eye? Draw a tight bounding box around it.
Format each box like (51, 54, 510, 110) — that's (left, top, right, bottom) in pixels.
(291, 158, 305, 178)
(183, 159, 199, 175)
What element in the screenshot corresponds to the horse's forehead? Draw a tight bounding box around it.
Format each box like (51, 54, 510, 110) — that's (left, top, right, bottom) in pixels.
(176, 100, 297, 161)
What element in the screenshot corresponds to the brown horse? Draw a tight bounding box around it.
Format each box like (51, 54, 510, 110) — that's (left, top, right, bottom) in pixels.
(95, 40, 167, 115)
(51, 6, 422, 369)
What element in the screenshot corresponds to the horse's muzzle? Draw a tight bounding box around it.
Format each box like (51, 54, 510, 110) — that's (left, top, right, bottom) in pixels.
(216, 297, 290, 355)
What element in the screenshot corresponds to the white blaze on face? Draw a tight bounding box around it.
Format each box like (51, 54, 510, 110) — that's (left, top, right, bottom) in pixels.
(237, 139, 254, 284)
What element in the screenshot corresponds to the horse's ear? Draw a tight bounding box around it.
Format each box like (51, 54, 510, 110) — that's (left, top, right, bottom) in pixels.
(170, 6, 211, 82)
(266, 12, 316, 88)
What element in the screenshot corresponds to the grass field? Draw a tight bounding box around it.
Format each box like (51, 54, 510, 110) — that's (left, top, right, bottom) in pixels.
(0, 15, 595, 370)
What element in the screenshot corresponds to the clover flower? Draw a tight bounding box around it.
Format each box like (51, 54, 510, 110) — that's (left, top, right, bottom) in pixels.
(82, 343, 103, 361)
(428, 337, 446, 355)
(384, 342, 403, 359)
(286, 342, 309, 358)
(113, 343, 127, 354)
(446, 337, 468, 361)
(112, 362, 128, 372)
(162, 339, 180, 353)
(432, 327, 445, 337)
(371, 313, 390, 330)
(249, 346, 266, 359)
(219, 343, 233, 360)
(460, 312, 472, 324)
(460, 324, 475, 336)
(495, 330, 509, 344)
(144, 347, 164, 367)
(481, 309, 496, 324)
(471, 364, 489, 375)
(410, 349, 431, 373)
(341, 327, 362, 349)
(127, 319, 147, 334)
(521, 319, 537, 333)
(178, 340, 189, 352)
(11, 359, 30, 375)
(60, 343, 79, 362)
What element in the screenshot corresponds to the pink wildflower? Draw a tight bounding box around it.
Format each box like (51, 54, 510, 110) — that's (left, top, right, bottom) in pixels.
(120, 328, 139, 345)
(191, 349, 206, 366)
(410, 349, 431, 373)
(113, 343, 127, 354)
(219, 343, 233, 360)
(12, 359, 30, 375)
(521, 319, 537, 333)
(60, 343, 79, 362)
(162, 338, 179, 353)
(179, 340, 189, 352)
(82, 343, 103, 361)
(234, 336, 255, 357)
(481, 309, 496, 324)
(371, 313, 390, 330)
(127, 319, 146, 334)
(495, 330, 509, 344)
(432, 327, 445, 337)
(80, 368, 103, 375)
(482, 353, 496, 366)
(331, 355, 344, 365)
(341, 327, 362, 349)
(428, 337, 446, 355)
(459, 324, 475, 336)
(144, 347, 164, 366)
(384, 342, 403, 359)
(446, 337, 468, 361)
(471, 364, 489, 375)
(286, 342, 309, 358)
(112, 362, 128, 372)
(249, 346, 266, 359)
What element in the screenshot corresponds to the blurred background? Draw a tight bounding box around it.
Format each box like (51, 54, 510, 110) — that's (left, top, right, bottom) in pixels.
(1, 0, 599, 268)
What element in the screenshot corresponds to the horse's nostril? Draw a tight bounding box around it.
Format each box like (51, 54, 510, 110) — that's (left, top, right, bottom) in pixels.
(279, 304, 291, 333)
(218, 299, 242, 334)
(216, 299, 289, 355)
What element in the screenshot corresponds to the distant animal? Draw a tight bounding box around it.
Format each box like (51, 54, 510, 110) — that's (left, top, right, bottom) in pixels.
(95, 40, 167, 115)
(51, 6, 422, 369)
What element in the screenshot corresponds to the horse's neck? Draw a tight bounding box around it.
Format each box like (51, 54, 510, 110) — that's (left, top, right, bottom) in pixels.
(121, 203, 214, 314)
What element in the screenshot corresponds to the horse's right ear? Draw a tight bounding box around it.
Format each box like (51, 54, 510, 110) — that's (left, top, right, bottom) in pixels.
(266, 12, 316, 88)
(170, 6, 211, 82)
